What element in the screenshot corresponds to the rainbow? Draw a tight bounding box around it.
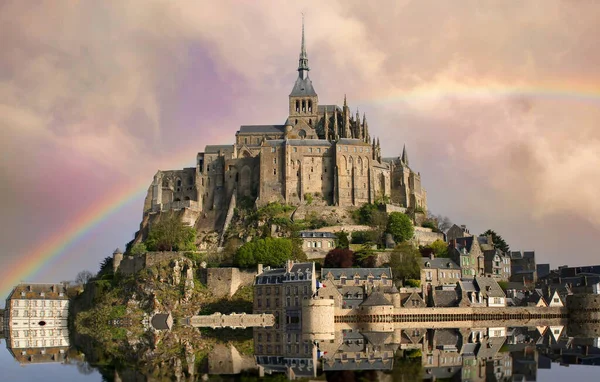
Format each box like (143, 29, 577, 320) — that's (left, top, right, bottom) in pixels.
(357, 81, 600, 105)
(0, 146, 201, 301)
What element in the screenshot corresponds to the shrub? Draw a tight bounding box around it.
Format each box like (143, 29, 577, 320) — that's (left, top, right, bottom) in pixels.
(234, 237, 300, 268)
(421, 221, 436, 230)
(386, 212, 414, 243)
(130, 242, 147, 256)
(145, 215, 197, 251)
(304, 193, 314, 205)
(405, 279, 421, 288)
(351, 230, 380, 245)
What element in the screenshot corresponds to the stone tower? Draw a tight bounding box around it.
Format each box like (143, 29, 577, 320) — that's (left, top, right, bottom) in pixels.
(287, 17, 319, 135)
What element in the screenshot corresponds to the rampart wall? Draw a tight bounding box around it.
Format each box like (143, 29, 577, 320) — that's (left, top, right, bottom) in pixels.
(205, 268, 256, 298)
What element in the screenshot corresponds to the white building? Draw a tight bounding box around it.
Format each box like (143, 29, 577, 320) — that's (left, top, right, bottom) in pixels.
(4, 283, 70, 359)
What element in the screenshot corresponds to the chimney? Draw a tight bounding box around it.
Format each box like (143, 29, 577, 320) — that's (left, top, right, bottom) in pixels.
(257, 264, 264, 275)
(429, 253, 435, 260)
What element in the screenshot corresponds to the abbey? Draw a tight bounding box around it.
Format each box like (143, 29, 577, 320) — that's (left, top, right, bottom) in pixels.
(143, 25, 427, 221)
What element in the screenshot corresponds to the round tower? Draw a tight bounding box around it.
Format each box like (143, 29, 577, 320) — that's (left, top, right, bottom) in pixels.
(113, 248, 123, 273)
(302, 298, 335, 341)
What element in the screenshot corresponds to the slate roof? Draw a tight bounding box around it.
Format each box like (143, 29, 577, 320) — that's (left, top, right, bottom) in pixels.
(290, 76, 317, 97)
(475, 277, 506, 298)
(337, 138, 369, 145)
(238, 125, 285, 134)
(287, 139, 332, 147)
(322, 268, 392, 280)
(299, 231, 336, 238)
(455, 237, 475, 253)
(360, 291, 393, 307)
(460, 280, 477, 292)
(433, 329, 460, 347)
(317, 105, 341, 113)
(362, 332, 392, 347)
(151, 313, 173, 331)
(422, 258, 460, 269)
(433, 289, 461, 307)
(204, 144, 234, 154)
(6, 283, 68, 301)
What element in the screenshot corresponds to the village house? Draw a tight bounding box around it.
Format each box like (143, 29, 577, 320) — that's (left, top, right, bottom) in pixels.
(459, 277, 506, 307)
(446, 224, 472, 242)
(321, 268, 393, 288)
(4, 283, 70, 362)
(510, 251, 537, 284)
(299, 231, 336, 259)
(449, 236, 485, 278)
(483, 248, 511, 281)
(420, 255, 462, 295)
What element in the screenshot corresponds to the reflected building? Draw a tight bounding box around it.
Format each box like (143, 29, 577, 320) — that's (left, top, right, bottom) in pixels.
(3, 283, 70, 365)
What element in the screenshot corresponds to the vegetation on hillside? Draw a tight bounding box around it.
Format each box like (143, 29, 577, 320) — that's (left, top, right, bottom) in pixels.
(388, 242, 422, 285)
(145, 215, 197, 251)
(234, 237, 306, 268)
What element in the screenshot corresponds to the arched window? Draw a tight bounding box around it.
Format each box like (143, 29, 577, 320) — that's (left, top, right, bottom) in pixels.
(302, 100, 306, 112)
(308, 119, 312, 126)
(176, 179, 182, 187)
(308, 100, 312, 112)
(295, 100, 300, 112)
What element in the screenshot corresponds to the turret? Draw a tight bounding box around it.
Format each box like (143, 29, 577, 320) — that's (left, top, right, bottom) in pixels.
(333, 108, 339, 139)
(356, 109, 362, 140)
(401, 144, 409, 166)
(363, 113, 370, 143)
(113, 248, 124, 273)
(343, 95, 350, 138)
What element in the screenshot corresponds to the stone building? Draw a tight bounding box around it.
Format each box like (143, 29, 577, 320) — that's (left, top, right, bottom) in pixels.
(141, 23, 427, 234)
(420, 255, 462, 295)
(510, 251, 537, 284)
(4, 283, 69, 352)
(299, 231, 336, 259)
(449, 236, 485, 278)
(253, 261, 316, 358)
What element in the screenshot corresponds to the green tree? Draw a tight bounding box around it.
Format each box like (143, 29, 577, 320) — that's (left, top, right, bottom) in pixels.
(483, 229, 510, 253)
(145, 215, 197, 251)
(234, 237, 300, 268)
(354, 245, 377, 268)
(130, 242, 147, 255)
(335, 231, 350, 249)
(428, 239, 449, 257)
(386, 212, 414, 243)
(389, 242, 422, 284)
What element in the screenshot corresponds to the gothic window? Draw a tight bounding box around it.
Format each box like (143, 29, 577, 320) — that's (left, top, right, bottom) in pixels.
(296, 100, 300, 112)
(295, 119, 298, 124)
(176, 179, 182, 187)
(308, 119, 312, 126)
(302, 100, 306, 112)
(244, 137, 248, 144)
(308, 100, 312, 112)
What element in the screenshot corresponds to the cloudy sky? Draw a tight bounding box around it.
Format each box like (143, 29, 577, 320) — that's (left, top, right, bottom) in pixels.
(1, 0, 599, 300)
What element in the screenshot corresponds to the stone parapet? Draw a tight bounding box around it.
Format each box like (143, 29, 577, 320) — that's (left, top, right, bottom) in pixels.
(187, 313, 275, 329)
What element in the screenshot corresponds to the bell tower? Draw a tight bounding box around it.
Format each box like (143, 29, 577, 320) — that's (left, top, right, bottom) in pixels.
(288, 16, 318, 131)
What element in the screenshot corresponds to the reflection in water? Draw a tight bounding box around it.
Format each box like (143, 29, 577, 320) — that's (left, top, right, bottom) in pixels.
(2, 322, 600, 380)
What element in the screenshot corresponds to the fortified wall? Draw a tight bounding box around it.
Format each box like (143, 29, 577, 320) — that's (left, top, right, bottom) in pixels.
(112, 250, 256, 298)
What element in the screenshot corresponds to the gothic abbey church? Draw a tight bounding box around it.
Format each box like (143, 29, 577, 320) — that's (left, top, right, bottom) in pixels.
(143, 25, 427, 225)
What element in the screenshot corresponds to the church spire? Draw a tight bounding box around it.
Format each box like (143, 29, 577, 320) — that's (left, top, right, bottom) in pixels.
(298, 15, 309, 80)
(401, 144, 409, 166)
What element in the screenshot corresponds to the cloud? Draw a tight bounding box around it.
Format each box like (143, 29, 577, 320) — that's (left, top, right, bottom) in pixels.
(1, 0, 600, 287)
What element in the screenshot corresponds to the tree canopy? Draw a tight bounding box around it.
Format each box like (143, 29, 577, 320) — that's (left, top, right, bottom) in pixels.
(483, 229, 510, 253)
(386, 212, 414, 243)
(427, 239, 449, 257)
(324, 248, 355, 268)
(389, 242, 422, 284)
(234, 237, 301, 268)
(334, 231, 350, 249)
(145, 215, 197, 251)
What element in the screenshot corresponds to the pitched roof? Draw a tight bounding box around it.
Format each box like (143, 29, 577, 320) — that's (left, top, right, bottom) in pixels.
(362, 332, 391, 347)
(360, 291, 393, 307)
(6, 283, 68, 301)
(318, 105, 341, 113)
(286, 139, 332, 147)
(337, 138, 369, 145)
(475, 277, 506, 298)
(322, 268, 392, 280)
(299, 231, 336, 238)
(422, 258, 460, 269)
(290, 76, 317, 97)
(433, 289, 461, 307)
(238, 125, 285, 134)
(455, 237, 475, 253)
(151, 313, 173, 330)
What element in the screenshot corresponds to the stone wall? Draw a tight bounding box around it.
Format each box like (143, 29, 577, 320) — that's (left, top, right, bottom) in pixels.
(208, 344, 257, 375)
(116, 252, 194, 276)
(206, 268, 256, 298)
(413, 227, 444, 246)
(383, 204, 406, 214)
